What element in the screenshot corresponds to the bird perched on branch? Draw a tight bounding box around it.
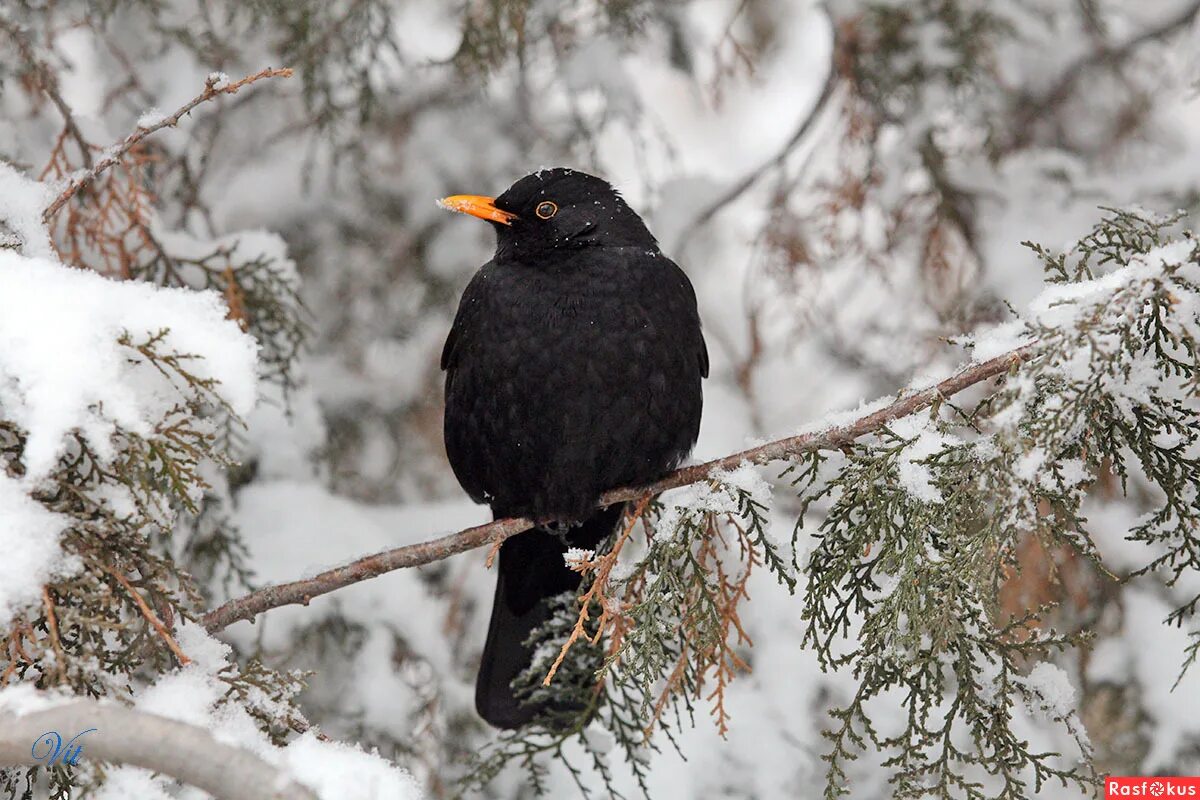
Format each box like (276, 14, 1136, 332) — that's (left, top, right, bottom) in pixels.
(439, 168, 708, 729)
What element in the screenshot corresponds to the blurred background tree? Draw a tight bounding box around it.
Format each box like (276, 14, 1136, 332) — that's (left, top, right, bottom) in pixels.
(2, 0, 1200, 797)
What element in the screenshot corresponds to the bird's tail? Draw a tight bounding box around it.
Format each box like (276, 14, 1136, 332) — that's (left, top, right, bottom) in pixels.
(475, 504, 624, 729)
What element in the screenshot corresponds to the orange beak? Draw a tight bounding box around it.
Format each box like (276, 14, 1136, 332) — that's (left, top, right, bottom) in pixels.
(438, 194, 517, 226)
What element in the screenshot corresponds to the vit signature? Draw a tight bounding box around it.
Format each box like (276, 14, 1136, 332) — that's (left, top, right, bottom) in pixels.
(31, 728, 96, 767)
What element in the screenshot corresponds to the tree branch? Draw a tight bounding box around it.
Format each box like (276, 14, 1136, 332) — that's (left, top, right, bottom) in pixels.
(41, 67, 293, 223)
(671, 57, 841, 256)
(1008, 0, 1200, 149)
(0, 698, 318, 800)
(0, 19, 95, 170)
(201, 345, 1033, 634)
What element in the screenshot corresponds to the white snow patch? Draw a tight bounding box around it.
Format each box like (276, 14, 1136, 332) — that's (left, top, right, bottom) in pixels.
(0, 250, 258, 480)
(0, 163, 58, 259)
(563, 547, 595, 567)
(713, 462, 772, 503)
(794, 394, 894, 436)
(654, 462, 770, 538)
(124, 617, 423, 799)
(891, 415, 951, 504)
(284, 732, 424, 800)
(0, 684, 75, 717)
(1022, 662, 1077, 721)
(0, 473, 75, 626)
(970, 320, 1034, 362)
(136, 107, 168, 129)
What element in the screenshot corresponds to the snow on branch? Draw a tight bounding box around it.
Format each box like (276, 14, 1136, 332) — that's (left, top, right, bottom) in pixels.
(201, 344, 1032, 634)
(0, 695, 318, 800)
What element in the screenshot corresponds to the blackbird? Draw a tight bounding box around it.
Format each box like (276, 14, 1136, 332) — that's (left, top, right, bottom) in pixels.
(439, 168, 707, 729)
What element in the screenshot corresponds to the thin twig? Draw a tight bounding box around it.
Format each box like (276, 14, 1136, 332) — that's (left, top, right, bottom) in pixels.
(543, 496, 652, 686)
(106, 565, 192, 666)
(1008, 0, 1200, 149)
(0, 19, 94, 169)
(41, 587, 66, 682)
(672, 40, 842, 255)
(0, 627, 29, 687)
(42, 67, 293, 223)
(201, 345, 1033, 634)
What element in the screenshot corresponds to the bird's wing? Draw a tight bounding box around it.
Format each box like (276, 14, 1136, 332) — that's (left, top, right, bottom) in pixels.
(441, 263, 492, 372)
(666, 258, 709, 379)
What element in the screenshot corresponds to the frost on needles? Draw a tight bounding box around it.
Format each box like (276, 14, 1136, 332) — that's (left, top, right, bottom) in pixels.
(467, 208, 1200, 800)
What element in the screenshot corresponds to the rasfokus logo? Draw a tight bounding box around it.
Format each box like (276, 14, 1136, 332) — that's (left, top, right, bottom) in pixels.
(1107, 777, 1200, 797)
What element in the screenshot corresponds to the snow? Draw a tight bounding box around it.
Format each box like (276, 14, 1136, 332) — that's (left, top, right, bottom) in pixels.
(970, 236, 1197, 366)
(3, 665, 419, 800)
(0, 250, 258, 480)
(1087, 589, 1200, 768)
(284, 734, 424, 800)
(1053, 458, 1090, 488)
(121, 621, 423, 800)
(0, 473, 75, 626)
(713, 462, 772, 503)
(970, 320, 1034, 362)
(91, 770, 172, 800)
(653, 463, 770, 540)
(136, 107, 168, 129)
(5, 4, 1200, 797)
(0, 156, 260, 679)
(563, 547, 595, 567)
(1022, 662, 1077, 721)
(1031, 240, 1195, 328)
(794, 394, 894, 436)
(1015, 448, 1046, 482)
(0, 683, 75, 716)
(891, 415, 953, 504)
(0, 163, 57, 259)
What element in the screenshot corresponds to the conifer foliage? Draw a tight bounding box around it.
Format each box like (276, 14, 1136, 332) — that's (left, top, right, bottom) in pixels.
(2, 1, 1200, 798)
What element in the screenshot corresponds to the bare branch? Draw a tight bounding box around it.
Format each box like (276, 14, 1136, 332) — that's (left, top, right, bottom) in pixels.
(201, 345, 1033, 634)
(672, 26, 842, 255)
(0, 698, 318, 800)
(41, 67, 293, 223)
(1008, 0, 1200, 148)
(0, 19, 94, 170)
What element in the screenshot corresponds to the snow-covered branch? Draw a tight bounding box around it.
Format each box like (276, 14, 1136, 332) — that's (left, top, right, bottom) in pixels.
(200, 344, 1032, 633)
(0, 697, 318, 800)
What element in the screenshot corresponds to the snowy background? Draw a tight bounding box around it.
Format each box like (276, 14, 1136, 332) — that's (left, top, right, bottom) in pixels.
(3, 0, 1200, 797)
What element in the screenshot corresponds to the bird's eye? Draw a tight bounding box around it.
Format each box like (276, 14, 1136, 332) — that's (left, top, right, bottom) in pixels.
(535, 201, 558, 219)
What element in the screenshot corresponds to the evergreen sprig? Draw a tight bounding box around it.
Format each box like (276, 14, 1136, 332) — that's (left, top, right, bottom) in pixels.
(0, 331, 307, 800)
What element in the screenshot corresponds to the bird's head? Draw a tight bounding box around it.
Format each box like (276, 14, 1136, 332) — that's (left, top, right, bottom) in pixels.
(439, 168, 657, 262)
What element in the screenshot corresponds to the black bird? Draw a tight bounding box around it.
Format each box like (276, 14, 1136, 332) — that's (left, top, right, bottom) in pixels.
(439, 168, 707, 729)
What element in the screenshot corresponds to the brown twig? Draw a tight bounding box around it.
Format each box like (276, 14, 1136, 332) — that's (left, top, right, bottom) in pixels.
(696, 517, 754, 737)
(0, 626, 32, 687)
(41, 587, 67, 683)
(0, 19, 94, 170)
(42, 67, 293, 223)
(542, 496, 652, 686)
(484, 535, 504, 569)
(106, 566, 192, 666)
(200, 345, 1033, 634)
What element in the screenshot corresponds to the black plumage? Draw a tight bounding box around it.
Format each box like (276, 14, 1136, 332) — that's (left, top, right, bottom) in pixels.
(439, 168, 707, 729)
